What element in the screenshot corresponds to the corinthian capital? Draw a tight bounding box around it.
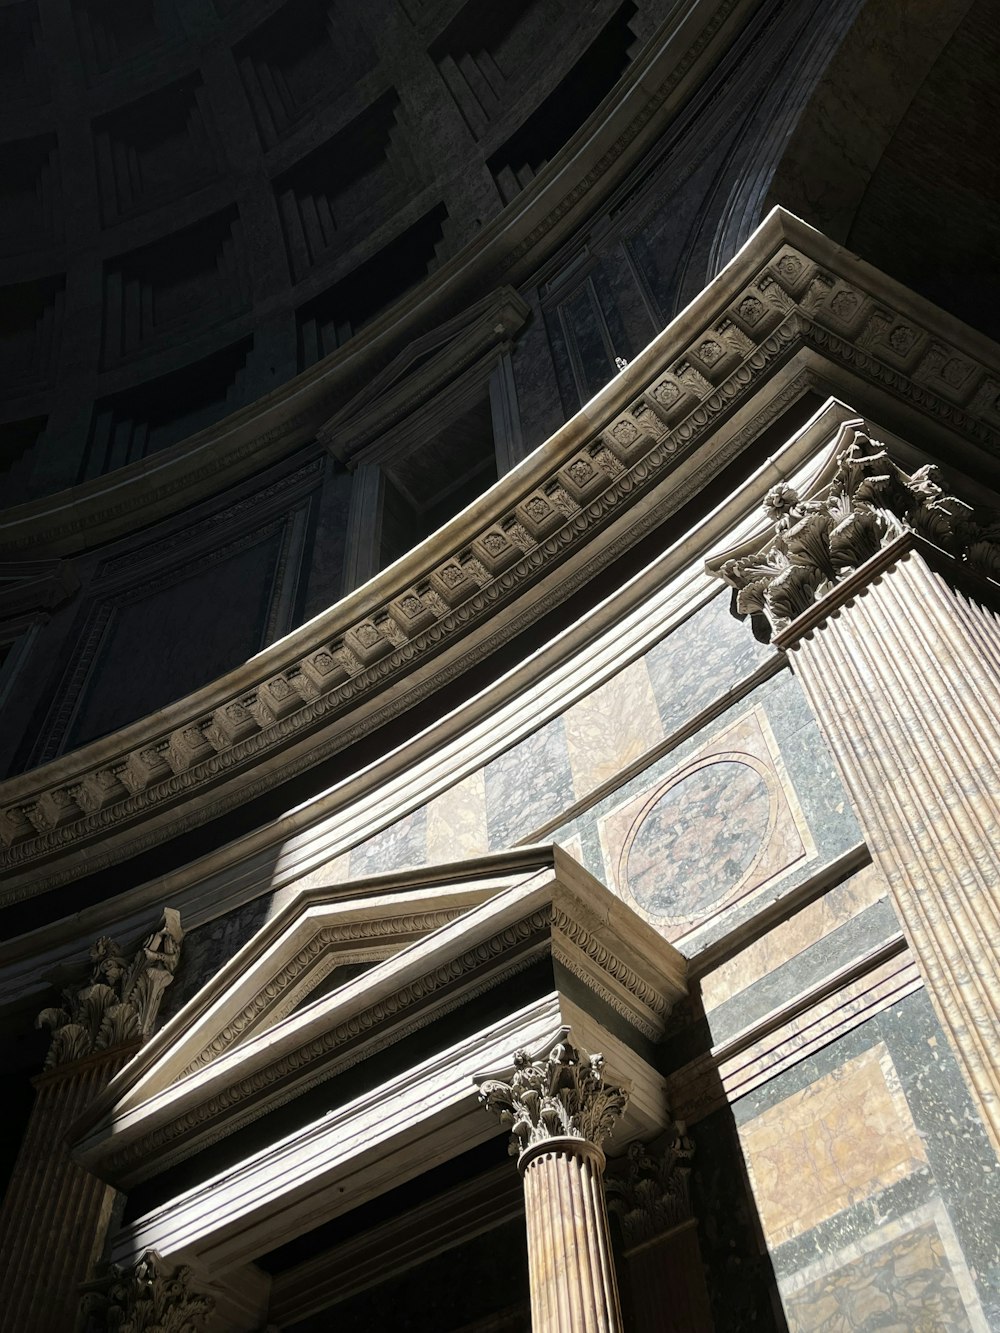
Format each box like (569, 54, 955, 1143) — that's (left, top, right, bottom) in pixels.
(78, 1250, 213, 1333)
(718, 429, 1000, 642)
(476, 1033, 629, 1156)
(606, 1127, 695, 1247)
(37, 909, 184, 1069)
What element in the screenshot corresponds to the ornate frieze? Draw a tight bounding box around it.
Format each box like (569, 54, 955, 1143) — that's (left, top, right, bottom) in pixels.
(78, 1251, 213, 1333)
(605, 1129, 695, 1249)
(8, 220, 1000, 900)
(719, 430, 1000, 642)
(477, 1036, 629, 1155)
(37, 911, 183, 1069)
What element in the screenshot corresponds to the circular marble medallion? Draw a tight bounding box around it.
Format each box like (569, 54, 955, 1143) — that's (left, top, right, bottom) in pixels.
(623, 758, 774, 923)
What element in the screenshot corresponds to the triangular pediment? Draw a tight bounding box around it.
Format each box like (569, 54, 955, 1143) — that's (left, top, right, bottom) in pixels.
(102, 854, 542, 1117)
(72, 847, 687, 1201)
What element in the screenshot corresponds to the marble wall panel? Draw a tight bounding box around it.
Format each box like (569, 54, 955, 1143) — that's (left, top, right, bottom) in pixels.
(642, 592, 773, 737)
(347, 807, 429, 879)
(780, 1205, 988, 1332)
(700, 861, 889, 1013)
(484, 716, 574, 849)
(562, 656, 663, 799)
(597, 706, 813, 939)
(738, 1043, 928, 1249)
(706, 897, 900, 1049)
(729, 991, 1000, 1328)
(425, 768, 488, 862)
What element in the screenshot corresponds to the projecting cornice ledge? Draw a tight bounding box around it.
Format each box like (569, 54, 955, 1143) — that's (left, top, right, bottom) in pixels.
(4, 210, 1000, 902)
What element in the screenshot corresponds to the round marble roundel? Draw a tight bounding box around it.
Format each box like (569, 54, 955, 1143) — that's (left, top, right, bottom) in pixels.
(623, 758, 774, 923)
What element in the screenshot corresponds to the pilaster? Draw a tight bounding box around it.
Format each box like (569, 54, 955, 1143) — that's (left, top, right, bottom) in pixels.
(719, 430, 1000, 1154)
(0, 911, 184, 1331)
(606, 1131, 713, 1333)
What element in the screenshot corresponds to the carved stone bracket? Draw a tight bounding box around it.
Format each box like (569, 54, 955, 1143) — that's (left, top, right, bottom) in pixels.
(476, 1031, 629, 1157)
(78, 1250, 214, 1333)
(37, 910, 184, 1069)
(605, 1127, 695, 1249)
(719, 429, 1000, 641)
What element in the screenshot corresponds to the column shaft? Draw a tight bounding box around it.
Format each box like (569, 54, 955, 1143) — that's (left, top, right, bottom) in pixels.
(784, 549, 1000, 1153)
(520, 1138, 623, 1333)
(0, 1047, 131, 1333)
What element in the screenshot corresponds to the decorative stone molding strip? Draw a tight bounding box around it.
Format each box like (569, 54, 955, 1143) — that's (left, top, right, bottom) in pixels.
(6, 215, 1000, 897)
(605, 1131, 695, 1249)
(180, 907, 465, 1075)
(718, 429, 1000, 642)
(78, 1250, 213, 1333)
(476, 1033, 629, 1155)
(37, 910, 183, 1069)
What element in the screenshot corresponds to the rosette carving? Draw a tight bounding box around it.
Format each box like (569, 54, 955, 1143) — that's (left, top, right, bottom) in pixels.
(720, 431, 1000, 641)
(78, 1250, 213, 1333)
(37, 910, 183, 1069)
(477, 1035, 628, 1155)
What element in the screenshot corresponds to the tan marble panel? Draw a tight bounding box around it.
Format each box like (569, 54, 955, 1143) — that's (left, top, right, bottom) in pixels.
(554, 830, 584, 864)
(739, 1043, 928, 1248)
(562, 658, 663, 799)
(268, 851, 353, 917)
(701, 861, 890, 1012)
(425, 768, 488, 862)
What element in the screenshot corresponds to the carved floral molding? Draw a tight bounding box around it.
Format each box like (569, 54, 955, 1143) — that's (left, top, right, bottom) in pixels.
(37, 910, 183, 1069)
(719, 430, 1000, 642)
(605, 1128, 695, 1248)
(6, 218, 1000, 897)
(78, 1250, 213, 1333)
(477, 1035, 629, 1155)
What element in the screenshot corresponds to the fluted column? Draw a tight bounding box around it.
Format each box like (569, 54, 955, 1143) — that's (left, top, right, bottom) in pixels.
(0, 1047, 134, 1333)
(477, 1034, 628, 1333)
(719, 429, 1000, 1156)
(0, 912, 184, 1331)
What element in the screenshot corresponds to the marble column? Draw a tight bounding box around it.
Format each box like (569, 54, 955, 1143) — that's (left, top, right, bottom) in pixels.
(719, 429, 1000, 1155)
(0, 912, 184, 1332)
(477, 1035, 628, 1333)
(606, 1132, 713, 1333)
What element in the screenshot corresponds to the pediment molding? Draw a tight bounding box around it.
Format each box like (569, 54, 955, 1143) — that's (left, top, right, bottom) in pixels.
(6, 211, 1000, 901)
(73, 850, 686, 1189)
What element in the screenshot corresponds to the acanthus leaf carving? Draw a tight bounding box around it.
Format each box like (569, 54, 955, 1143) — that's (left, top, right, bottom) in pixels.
(719, 430, 1000, 641)
(476, 1033, 628, 1156)
(37, 910, 183, 1069)
(605, 1126, 695, 1248)
(78, 1250, 214, 1333)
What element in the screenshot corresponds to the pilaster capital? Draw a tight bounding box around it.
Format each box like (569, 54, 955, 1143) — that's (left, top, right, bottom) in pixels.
(476, 1030, 629, 1157)
(605, 1126, 695, 1248)
(37, 909, 184, 1070)
(78, 1250, 213, 1333)
(716, 428, 1000, 642)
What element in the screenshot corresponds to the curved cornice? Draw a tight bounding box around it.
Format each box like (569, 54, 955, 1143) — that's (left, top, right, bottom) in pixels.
(0, 0, 759, 560)
(4, 210, 1000, 903)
